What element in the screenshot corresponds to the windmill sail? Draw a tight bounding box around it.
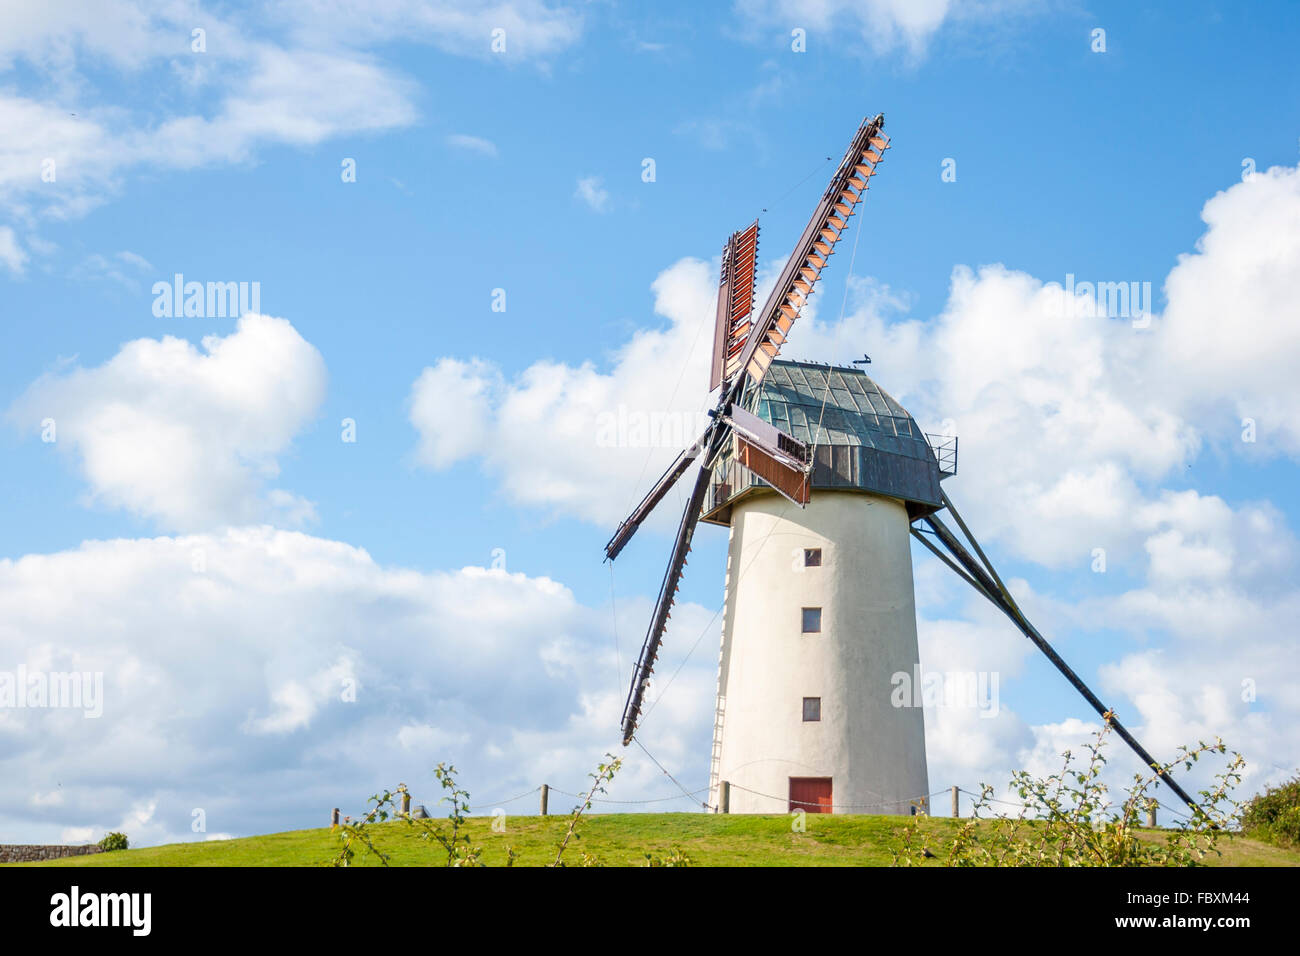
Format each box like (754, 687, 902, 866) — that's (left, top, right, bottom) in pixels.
(735, 437, 810, 506)
(619, 444, 721, 744)
(723, 403, 811, 506)
(710, 222, 759, 393)
(605, 427, 712, 562)
(609, 115, 895, 746)
(723, 114, 889, 391)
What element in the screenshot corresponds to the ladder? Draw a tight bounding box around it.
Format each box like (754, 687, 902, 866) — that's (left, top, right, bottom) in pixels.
(708, 693, 726, 802)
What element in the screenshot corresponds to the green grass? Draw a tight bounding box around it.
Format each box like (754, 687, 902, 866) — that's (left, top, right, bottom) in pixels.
(12, 813, 1300, 867)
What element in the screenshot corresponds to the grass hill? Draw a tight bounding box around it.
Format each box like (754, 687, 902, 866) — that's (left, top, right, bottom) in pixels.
(12, 813, 1300, 867)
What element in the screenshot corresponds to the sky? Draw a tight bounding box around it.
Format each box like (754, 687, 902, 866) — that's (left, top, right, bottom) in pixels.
(1, 0, 1299, 846)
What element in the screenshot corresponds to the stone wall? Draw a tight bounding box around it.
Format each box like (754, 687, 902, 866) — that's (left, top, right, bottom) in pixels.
(0, 844, 104, 864)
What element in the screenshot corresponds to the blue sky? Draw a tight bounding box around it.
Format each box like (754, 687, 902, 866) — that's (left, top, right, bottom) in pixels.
(1, 0, 1299, 845)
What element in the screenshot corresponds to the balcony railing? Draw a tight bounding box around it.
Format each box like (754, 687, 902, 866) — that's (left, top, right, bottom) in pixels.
(925, 433, 958, 476)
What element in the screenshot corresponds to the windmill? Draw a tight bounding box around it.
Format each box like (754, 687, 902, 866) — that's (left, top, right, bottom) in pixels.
(605, 114, 1201, 816)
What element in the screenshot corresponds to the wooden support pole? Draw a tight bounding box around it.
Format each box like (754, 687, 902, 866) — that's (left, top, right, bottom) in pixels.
(952, 785, 960, 818)
(719, 780, 730, 814)
(539, 784, 549, 816)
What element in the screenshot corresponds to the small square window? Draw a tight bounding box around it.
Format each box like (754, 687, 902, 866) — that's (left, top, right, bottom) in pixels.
(802, 697, 821, 721)
(803, 548, 822, 567)
(801, 607, 821, 633)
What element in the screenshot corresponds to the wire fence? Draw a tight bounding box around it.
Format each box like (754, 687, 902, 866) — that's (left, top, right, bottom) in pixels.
(386, 736, 1207, 825)
(727, 782, 951, 813)
(466, 784, 711, 811)
(345, 780, 1206, 829)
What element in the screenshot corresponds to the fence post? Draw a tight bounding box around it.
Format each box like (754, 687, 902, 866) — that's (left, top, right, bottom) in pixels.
(331, 807, 340, 829)
(540, 784, 549, 816)
(1146, 800, 1157, 829)
(952, 786, 960, 818)
(719, 780, 730, 814)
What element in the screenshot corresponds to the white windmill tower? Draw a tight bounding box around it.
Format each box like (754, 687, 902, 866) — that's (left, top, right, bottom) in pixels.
(697, 358, 949, 813)
(604, 114, 1203, 818)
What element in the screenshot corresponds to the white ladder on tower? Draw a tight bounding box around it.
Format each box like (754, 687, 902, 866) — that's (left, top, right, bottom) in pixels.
(708, 693, 726, 806)
(708, 540, 734, 809)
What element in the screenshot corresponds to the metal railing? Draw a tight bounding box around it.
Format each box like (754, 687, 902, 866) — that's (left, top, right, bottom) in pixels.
(925, 433, 958, 476)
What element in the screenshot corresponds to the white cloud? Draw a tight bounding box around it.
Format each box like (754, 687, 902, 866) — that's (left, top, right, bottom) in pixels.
(69, 249, 153, 291)
(902, 169, 1300, 801)
(265, 489, 320, 528)
(673, 118, 751, 152)
(272, 0, 584, 60)
(409, 358, 502, 469)
(795, 165, 1300, 571)
(0, 226, 27, 274)
(0, 527, 715, 845)
(0, 43, 414, 224)
(410, 165, 1300, 556)
(1095, 628, 1298, 802)
(0, 1, 583, 225)
(409, 258, 718, 527)
(446, 133, 499, 157)
(243, 657, 355, 735)
(8, 313, 326, 530)
(574, 175, 610, 212)
(147, 44, 420, 164)
(1156, 163, 1300, 456)
(0, 1, 182, 72)
(733, 0, 1030, 58)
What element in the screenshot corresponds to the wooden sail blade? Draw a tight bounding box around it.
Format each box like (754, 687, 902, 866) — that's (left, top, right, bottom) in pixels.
(723, 114, 890, 392)
(620, 455, 718, 744)
(709, 221, 760, 392)
(737, 436, 810, 505)
(724, 403, 811, 506)
(604, 421, 716, 561)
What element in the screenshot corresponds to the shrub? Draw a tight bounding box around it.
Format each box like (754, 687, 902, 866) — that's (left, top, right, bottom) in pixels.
(893, 722, 1243, 867)
(331, 762, 489, 867)
(329, 753, 628, 867)
(1239, 774, 1300, 848)
(552, 754, 620, 867)
(98, 832, 129, 852)
(643, 846, 693, 867)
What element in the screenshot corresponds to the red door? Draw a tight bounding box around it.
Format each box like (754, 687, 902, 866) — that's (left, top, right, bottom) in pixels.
(789, 777, 833, 813)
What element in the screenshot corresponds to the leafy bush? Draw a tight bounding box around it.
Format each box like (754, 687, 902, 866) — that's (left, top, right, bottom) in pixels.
(643, 846, 694, 867)
(330, 753, 639, 868)
(1239, 774, 1300, 848)
(98, 832, 129, 852)
(551, 754, 620, 867)
(331, 762, 495, 867)
(893, 722, 1243, 867)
